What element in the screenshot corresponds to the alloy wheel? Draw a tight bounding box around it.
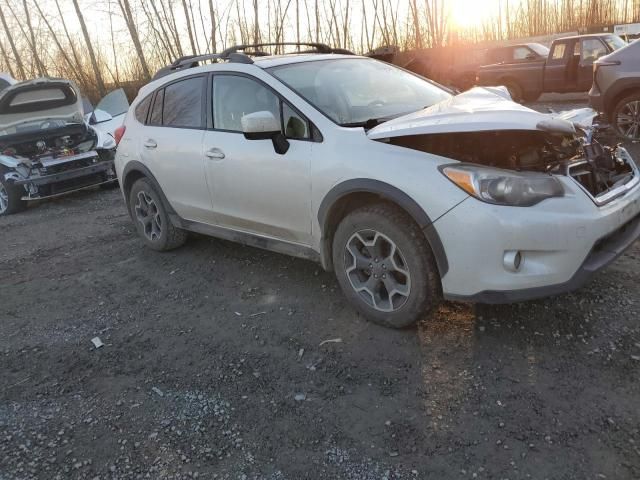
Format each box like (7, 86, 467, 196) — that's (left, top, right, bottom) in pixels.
(616, 100, 640, 140)
(344, 229, 411, 312)
(0, 183, 8, 214)
(134, 191, 162, 241)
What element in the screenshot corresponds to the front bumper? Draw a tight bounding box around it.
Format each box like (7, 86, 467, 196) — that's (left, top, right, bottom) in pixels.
(435, 174, 640, 303)
(12, 160, 115, 200)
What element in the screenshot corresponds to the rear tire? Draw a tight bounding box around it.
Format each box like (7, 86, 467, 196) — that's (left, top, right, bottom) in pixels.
(0, 170, 27, 216)
(332, 203, 442, 329)
(611, 92, 640, 141)
(129, 178, 187, 251)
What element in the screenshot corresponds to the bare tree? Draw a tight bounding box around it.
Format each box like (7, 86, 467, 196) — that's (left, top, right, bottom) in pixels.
(0, 3, 26, 79)
(117, 0, 152, 80)
(72, 0, 106, 96)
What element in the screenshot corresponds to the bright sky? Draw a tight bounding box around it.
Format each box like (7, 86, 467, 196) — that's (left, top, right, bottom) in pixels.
(66, 0, 502, 54)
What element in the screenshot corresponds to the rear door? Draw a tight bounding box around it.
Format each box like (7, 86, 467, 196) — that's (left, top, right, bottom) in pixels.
(138, 75, 214, 223)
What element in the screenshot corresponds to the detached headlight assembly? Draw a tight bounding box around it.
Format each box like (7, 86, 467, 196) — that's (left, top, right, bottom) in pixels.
(441, 164, 564, 207)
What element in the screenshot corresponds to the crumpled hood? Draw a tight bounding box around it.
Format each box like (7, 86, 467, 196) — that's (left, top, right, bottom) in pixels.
(0, 78, 84, 135)
(367, 86, 579, 140)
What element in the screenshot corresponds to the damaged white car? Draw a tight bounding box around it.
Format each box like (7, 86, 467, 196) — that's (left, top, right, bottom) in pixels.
(115, 48, 640, 328)
(0, 78, 128, 215)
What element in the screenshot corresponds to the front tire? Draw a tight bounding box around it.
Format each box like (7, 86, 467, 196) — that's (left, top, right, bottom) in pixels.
(0, 171, 27, 216)
(612, 93, 640, 141)
(503, 80, 524, 103)
(332, 203, 441, 329)
(129, 178, 187, 251)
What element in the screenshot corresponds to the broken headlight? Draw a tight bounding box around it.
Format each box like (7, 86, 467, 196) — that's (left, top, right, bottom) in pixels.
(441, 164, 564, 207)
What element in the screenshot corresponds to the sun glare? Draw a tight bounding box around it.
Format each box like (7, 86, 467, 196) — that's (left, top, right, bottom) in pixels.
(450, 0, 495, 30)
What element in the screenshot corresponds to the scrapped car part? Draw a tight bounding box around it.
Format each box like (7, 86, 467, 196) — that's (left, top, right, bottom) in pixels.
(116, 51, 640, 328)
(0, 78, 126, 215)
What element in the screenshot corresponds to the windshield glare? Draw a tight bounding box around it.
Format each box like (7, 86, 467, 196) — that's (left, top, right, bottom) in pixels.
(268, 58, 452, 126)
(528, 43, 550, 57)
(604, 35, 627, 51)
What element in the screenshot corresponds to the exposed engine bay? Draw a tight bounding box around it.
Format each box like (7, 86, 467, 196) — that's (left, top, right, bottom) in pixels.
(389, 128, 636, 204)
(0, 123, 116, 200)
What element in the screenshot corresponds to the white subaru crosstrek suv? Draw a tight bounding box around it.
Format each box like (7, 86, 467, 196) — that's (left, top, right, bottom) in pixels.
(114, 43, 640, 328)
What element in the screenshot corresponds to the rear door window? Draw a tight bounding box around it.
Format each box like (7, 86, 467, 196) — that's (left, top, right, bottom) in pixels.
(162, 77, 204, 128)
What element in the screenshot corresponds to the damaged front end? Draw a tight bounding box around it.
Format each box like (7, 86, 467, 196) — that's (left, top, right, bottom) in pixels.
(368, 87, 637, 207)
(0, 78, 117, 212)
(1, 128, 116, 201)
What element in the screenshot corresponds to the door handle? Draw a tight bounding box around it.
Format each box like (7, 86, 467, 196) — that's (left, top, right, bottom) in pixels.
(205, 148, 225, 160)
(143, 139, 157, 149)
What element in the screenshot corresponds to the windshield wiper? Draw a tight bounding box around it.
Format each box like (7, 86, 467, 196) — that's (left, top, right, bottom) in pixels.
(340, 117, 390, 129)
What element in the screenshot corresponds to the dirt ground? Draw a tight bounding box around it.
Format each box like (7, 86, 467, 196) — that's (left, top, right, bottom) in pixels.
(1, 99, 640, 480)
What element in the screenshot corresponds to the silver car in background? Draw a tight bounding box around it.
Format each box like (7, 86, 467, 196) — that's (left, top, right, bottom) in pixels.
(589, 39, 640, 139)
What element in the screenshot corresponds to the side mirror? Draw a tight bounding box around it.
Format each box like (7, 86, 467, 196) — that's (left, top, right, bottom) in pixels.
(241, 111, 289, 154)
(90, 109, 113, 125)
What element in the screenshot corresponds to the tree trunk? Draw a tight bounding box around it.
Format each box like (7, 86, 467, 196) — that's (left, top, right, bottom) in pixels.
(117, 0, 152, 80)
(0, 2, 26, 79)
(181, 0, 198, 54)
(72, 0, 107, 96)
(22, 0, 47, 76)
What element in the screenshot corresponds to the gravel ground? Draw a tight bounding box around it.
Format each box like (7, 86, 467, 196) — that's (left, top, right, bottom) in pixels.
(1, 98, 639, 480)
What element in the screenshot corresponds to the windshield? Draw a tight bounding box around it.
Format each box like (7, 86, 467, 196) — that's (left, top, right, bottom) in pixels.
(528, 43, 550, 57)
(268, 58, 451, 126)
(604, 35, 627, 51)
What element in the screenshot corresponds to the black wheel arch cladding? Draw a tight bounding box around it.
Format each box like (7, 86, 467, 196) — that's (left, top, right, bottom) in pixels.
(318, 179, 449, 277)
(122, 161, 177, 217)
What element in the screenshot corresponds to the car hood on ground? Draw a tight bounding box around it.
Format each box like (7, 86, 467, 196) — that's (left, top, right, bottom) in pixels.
(366, 87, 580, 140)
(0, 78, 84, 134)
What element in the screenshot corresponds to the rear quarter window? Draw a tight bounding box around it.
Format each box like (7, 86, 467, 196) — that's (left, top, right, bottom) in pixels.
(134, 95, 152, 124)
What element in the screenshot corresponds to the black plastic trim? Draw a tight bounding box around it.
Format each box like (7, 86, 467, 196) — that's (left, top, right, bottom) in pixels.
(317, 178, 449, 276)
(446, 212, 640, 304)
(121, 161, 178, 217)
(14, 161, 111, 186)
(172, 215, 320, 263)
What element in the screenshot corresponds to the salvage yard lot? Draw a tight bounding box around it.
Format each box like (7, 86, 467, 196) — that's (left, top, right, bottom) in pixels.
(2, 98, 640, 479)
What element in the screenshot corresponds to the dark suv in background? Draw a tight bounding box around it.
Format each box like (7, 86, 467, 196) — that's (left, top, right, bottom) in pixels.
(589, 39, 640, 140)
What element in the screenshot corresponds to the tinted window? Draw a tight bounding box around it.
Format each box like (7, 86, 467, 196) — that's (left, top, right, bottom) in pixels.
(162, 77, 203, 128)
(551, 43, 566, 60)
(0, 78, 10, 93)
(283, 103, 309, 139)
(134, 95, 152, 123)
(149, 89, 163, 125)
(582, 38, 608, 62)
(213, 75, 279, 132)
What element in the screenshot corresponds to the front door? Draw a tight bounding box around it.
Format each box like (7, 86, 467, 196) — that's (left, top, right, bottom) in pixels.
(578, 37, 609, 90)
(202, 73, 313, 244)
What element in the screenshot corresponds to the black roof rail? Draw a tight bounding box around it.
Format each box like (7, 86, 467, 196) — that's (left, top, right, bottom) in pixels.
(220, 42, 353, 56)
(152, 42, 354, 80)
